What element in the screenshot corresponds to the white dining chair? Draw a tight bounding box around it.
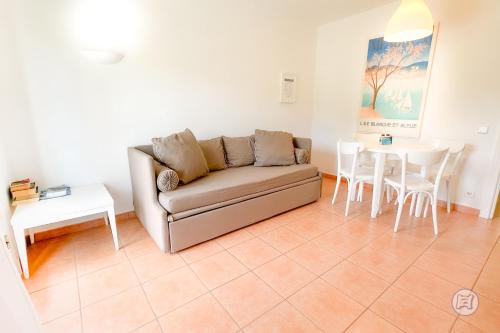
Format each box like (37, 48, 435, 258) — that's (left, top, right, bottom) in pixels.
(331, 139, 374, 216)
(431, 140, 465, 213)
(353, 133, 378, 202)
(413, 139, 466, 214)
(384, 148, 450, 235)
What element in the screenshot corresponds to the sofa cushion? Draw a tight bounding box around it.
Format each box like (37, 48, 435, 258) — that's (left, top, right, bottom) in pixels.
(254, 129, 295, 166)
(152, 129, 209, 184)
(158, 164, 318, 214)
(294, 148, 310, 164)
(222, 136, 255, 167)
(199, 137, 227, 171)
(153, 160, 179, 192)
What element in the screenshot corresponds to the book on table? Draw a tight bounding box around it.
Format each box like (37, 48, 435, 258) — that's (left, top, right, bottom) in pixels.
(12, 191, 39, 202)
(10, 183, 37, 199)
(40, 185, 71, 200)
(10, 178, 31, 192)
(12, 196, 40, 206)
(10, 178, 40, 206)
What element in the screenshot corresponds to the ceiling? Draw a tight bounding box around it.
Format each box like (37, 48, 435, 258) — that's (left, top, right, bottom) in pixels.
(288, 0, 396, 25)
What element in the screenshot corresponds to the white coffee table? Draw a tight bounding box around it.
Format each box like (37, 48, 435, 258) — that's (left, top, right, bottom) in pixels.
(10, 184, 120, 278)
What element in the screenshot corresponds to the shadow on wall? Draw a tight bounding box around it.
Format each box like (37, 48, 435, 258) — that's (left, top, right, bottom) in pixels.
(0, 198, 11, 237)
(0, 144, 13, 236)
(311, 147, 337, 175)
(433, 0, 486, 26)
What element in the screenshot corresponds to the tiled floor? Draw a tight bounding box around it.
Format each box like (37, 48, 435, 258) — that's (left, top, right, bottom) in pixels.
(25, 179, 500, 332)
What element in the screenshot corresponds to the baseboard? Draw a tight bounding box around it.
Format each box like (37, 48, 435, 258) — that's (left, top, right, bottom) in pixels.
(33, 211, 136, 242)
(322, 172, 479, 216)
(322, 172, 371, 187)
(322, 172, 335, 180)
(28, 173, 481, 243)
(436, 202, 479, 216)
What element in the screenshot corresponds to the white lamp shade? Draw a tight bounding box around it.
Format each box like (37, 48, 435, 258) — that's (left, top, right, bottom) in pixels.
(80, 50, 124, 64)
(384, 0, 434, 42)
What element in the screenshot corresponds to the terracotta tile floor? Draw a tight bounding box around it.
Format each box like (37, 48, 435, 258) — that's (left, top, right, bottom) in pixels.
(25, 179, 500, 333)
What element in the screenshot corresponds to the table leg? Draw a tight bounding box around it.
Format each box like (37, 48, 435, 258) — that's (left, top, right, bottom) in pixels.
(14, 227, 29, 278)
(29, 229, 35, 245)
(107, 207, 120, 250)
(371, 152, 386, 218)
(104, 214, 109, 226)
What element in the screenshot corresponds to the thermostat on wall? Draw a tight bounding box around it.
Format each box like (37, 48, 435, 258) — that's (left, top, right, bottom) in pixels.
(280, 73, 296, 103)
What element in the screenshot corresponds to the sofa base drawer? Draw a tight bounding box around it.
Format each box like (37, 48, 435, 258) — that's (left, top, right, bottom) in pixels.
(168, 178, 321, 252)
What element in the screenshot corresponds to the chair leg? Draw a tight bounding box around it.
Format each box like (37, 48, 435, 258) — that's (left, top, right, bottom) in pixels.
(446, 180, 451, 213)
(409, 193, 416, 216)
(357, 182, 364, 202)
(345, 180, 353, 216)
(423, 195, 430, 218)
(394, 194, 404, 232)
(386, 185, 392, 203)
(431, 198, 439, 235)
(350, 182, 357, 201)
(331, 176, 341, 205)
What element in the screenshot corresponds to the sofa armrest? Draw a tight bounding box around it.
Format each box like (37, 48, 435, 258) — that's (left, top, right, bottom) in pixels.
(127, 147, 170, 251)
(128, 147, 158, 206)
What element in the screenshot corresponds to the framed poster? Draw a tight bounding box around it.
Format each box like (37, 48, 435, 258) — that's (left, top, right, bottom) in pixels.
(358, 26, 438, 137)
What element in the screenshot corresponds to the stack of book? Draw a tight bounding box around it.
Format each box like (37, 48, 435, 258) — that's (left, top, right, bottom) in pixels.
(10, 179, 39, 206)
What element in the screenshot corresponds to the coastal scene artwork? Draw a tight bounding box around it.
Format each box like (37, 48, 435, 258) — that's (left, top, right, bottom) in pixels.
(358, 31, 436, 137)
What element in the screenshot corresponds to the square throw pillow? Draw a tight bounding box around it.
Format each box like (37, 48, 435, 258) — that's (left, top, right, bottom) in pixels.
(222, 136, 255, 167)
(253, 129, 295, 166)
(152, 129, 209, 184)
(294, 148, 310, 164)
(199, 137, 227, 171)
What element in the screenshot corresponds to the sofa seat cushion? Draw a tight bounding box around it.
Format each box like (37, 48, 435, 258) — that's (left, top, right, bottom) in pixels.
(158, 164, 318, 214)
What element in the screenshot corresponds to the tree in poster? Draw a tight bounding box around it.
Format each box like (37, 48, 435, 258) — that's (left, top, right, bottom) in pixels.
(365, 39, 427, 111)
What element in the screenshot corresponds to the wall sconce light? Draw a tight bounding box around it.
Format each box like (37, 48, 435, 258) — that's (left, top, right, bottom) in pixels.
(80, 50, 124, 64)
(73, 0, 139, 64)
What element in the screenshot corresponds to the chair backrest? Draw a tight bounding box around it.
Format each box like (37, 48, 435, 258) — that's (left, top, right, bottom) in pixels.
(431, 139, 465, 177)
(397, 148, 450, 196)
(430, 139, 465, 153)
(336, 139, 363, 175)
(338, 140, 363, 155)
(406, 149, 449, 167)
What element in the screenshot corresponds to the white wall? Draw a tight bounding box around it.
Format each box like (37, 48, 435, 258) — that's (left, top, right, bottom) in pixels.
(4, 0, 498, 221)
(0, 0, 42, 235)
(8, 0, 326, 214)
(312, 0, 500, 211)
(0, 239, 41, 333)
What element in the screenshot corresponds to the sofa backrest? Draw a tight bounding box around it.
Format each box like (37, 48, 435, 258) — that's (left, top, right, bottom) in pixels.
(293, 137, 312, 153)
(135, 145, 156, 158)
(134, 137, 312, 162)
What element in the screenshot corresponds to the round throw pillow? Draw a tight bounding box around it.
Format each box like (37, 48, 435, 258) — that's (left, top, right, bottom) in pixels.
(157, 167, 179, 192)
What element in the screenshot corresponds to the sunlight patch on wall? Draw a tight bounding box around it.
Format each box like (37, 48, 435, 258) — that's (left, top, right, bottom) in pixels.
(71, 0, 141, 54)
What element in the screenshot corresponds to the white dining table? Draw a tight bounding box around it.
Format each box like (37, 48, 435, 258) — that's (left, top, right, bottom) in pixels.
(366, 143, 436, 219)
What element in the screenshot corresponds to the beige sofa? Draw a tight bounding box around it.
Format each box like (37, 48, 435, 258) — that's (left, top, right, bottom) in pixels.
(127, 137, 322, 253)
